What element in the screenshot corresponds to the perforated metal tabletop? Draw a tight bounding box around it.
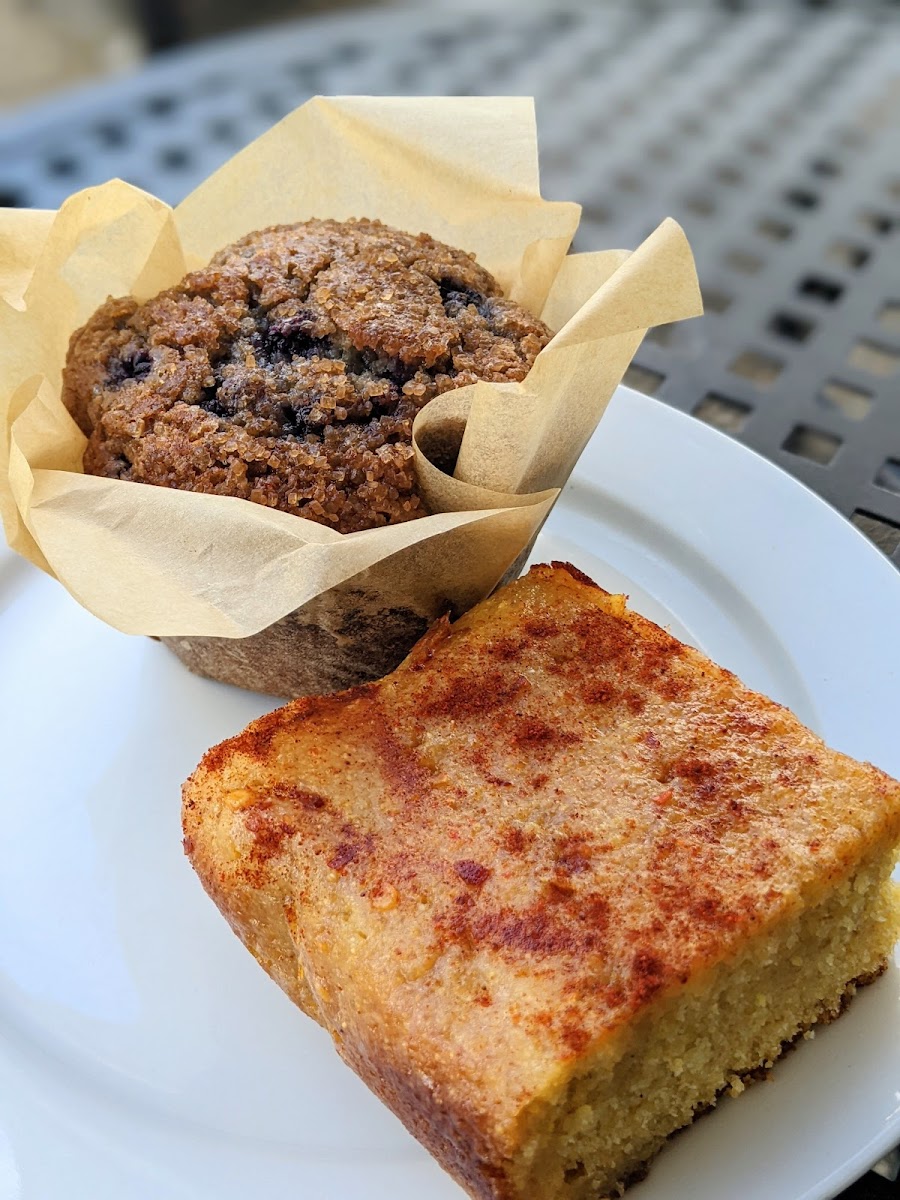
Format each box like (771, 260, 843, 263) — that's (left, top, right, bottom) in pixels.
(1, 5, 899, 1194)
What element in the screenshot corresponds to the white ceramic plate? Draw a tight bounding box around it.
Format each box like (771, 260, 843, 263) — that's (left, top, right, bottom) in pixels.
(0, 387, 898, 1200)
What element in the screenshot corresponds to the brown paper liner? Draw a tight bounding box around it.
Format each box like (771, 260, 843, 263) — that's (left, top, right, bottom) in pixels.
(162, 510, 544, 698)
(0, 97, 702, 697)
(163, 571, 440, 698)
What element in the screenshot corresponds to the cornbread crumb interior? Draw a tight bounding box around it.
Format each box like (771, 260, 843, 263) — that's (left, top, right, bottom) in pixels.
(515, 857, 898, 1197)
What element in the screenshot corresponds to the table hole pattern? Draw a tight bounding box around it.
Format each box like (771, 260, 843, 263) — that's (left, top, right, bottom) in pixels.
(810, 156, 842, 177)
(684, 193, 717, 217)
(875, 459, 900, 497)
(143, 94, 178, 117)
(46, 155, 79, 177)
(206, 116, 240, 143)
(158, 146, 191, 171)
(848, 340, 900, 377)
(859, 210, 896, 236)
(878, 302, 900, 335)
(769, 311, 817, 343)
(730, 349, 784, 388)
(783, 424, 842, 465)
(784, 186, 821, 210)
(694, 392, 751, 433)
(825, 240, 872, 270)
(0, 1, 897, 568)
(715, 164, 744, 186)
(622, 363, 665, 396)
(0, 187, 25, 207)
(744, 135, 772, 157)
(757, 216, 794, 242)
(92, 120, 128, 147)
(852, 510, 900, 556)
(798, 275, 844, 304)
(701, 286, 733, 314)
(818, 380, 873, 421)
(724, 247, 764, 274)
(645, 323, 687, 349)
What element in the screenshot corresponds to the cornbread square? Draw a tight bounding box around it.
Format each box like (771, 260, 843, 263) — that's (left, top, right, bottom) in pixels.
(183, 562, 900, 1199)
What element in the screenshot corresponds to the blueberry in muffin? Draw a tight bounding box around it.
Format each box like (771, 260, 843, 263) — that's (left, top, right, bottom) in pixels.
(62, 219, 552, 534)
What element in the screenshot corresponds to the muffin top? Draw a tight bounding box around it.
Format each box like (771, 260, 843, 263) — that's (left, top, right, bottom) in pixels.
(63, 218, 552, 533)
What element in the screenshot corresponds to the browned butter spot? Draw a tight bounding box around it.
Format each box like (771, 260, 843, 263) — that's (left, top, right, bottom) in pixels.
(423, 671, 528, 721)
(326, 826, 375, 873)
(244, 807, 297, 861)
(435, 890, 610, 960)
(511, 717, 581, 757)
(454, 860, 492, 887)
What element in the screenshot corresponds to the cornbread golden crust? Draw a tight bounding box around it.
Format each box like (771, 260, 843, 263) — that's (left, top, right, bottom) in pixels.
(62, 218, 551, 533)
(182, 562, 900, 1198)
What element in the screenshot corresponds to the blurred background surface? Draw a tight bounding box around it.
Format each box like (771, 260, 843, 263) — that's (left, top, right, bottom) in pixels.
(4, 0, 900, 110)
(1, 0, 400, 109)
(0, 0, 899, 587)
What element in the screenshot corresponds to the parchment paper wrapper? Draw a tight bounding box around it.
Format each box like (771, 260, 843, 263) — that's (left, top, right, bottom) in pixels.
(0, 97, 702, 697)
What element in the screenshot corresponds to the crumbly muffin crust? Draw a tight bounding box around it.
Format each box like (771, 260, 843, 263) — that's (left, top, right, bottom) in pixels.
(62, 218, 552, 533)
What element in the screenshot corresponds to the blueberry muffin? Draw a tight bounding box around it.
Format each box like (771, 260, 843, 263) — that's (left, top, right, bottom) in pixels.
(62, 219, 552, 534)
